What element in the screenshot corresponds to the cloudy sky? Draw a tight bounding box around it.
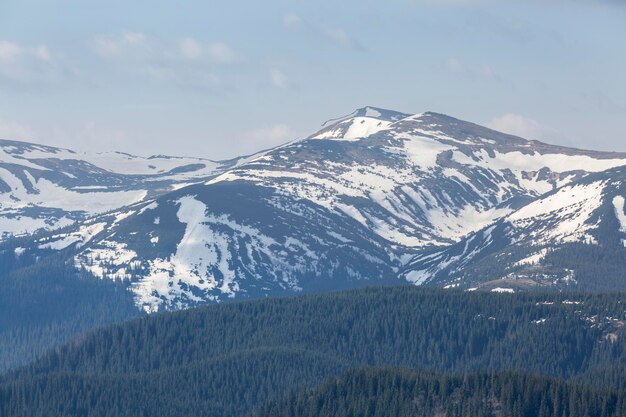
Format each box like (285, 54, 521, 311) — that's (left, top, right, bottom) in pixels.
(0, 0, 624, 159)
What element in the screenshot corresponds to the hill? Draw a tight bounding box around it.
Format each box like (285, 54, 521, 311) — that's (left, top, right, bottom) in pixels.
(2, 286, 626, 416)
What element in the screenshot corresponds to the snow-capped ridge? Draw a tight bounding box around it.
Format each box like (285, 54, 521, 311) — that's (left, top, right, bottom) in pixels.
(6, 107, 626, 311)
(0, 138, 269, 240)
(320, 106, 410, 127)
(310, 107, 411, 141)
(402, 167, 626, 289)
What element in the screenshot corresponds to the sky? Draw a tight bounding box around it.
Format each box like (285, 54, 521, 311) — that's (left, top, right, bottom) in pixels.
(0, 0, 625, 160)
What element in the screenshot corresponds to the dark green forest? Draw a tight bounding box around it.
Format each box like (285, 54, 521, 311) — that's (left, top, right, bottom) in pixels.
(2, 286, 626, 416)
(257, 367, 626, 417)
(457, 241, 626, 292)
(0, 259, 140, 371)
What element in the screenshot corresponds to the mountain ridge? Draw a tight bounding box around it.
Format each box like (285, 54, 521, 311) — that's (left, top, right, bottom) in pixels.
(3, 107, 626, 312)
(404, 165, 626, 291)
(0, 138, 272, 240)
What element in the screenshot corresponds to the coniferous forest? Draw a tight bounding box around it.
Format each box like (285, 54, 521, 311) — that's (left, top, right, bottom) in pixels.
(0, 259, 139, 372)
(2, 286, 626, 416)
(256, 368, 626, 417)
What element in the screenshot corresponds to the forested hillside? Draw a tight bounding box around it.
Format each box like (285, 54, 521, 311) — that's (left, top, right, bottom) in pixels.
(256, 368, 626, 417)
(0, 259, 140, 371)
(2, 287, 626, 416)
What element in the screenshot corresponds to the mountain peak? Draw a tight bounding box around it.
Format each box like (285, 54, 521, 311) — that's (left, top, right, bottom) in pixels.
(7, 105, 626, 312)
(310, 107, 410, 141)
(321, 107, 410, 127)
(351, 106, 410, 121)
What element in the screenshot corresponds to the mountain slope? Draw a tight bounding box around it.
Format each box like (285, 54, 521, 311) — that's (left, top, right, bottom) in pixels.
(0, 259, 139, 372)
(9, 107, 626, 312)
(0, 139, 260, 239)
(3, 287, 626, 417)
(404, 166, 626, 290)
(256, 368, 626, 417)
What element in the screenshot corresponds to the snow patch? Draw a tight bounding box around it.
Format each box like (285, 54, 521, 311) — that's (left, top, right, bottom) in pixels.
(314, 117, 391, 141)
(128, 195, 305, 313)
(491, 287, 515, 293)
(39, 222, 107, 250)
(508, 181, 605, 244)
(514, 249, 548, 267)
(612, 196, 626, 247)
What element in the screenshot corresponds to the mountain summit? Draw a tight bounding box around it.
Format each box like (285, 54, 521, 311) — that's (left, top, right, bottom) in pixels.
(3, 108, 626, 312)
(310, 106, 410, 140)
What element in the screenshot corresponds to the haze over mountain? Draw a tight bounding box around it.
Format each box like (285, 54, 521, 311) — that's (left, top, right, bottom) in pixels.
(0, 141, 264, 240)
(2, 106, 626, 313)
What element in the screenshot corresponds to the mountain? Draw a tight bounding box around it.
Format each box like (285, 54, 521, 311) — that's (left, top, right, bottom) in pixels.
(311, 106, 410, 140)
(0, 139, 259, 240)
(5, 107, 626, 313)
(0, 259, 139, 372)
(4, 287, 626, 417)
(404, 166, 626, 291)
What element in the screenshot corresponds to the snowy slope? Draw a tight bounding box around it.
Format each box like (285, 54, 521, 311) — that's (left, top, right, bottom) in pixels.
(205, 110, 626, 247)
(403, 166, 626, 290)
(7, 107, 626, 311)
(0, 140, 263, 239)
(310, 107, 409, 141)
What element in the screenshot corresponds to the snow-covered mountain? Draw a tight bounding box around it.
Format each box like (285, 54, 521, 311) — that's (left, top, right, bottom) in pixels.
(403, 166, 626, 292)
(4, 107, 626, 312)
(0, 140, 261, 239)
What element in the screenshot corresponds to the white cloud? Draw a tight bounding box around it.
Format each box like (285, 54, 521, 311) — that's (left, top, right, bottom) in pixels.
(445, 57, 500, 81)
(241, 124, 295, 149)
(179, 37, 203, 60)
(145, 66, 221, 90)
(283, 13, 303, 28)
(269, 69, 289, 89)
(35, 45, 51, 61)
(283, 13, 364, 51)
(41, 121, 130, 153)
(0, 118, 35, 140)
(478, 63, 495, 78)
(0, 40, 68, 87)
(92, 31, 146, 57)
(206, 42, 237, 63)
(0, 41, 22, 61)
(322, 28, 363, 50)
(487, 114, 556, 141)
(90, 32, 239, 90)
(446, 57, 463, 74)
(0, 118, 129, 152)
(179, 38, 238, 63)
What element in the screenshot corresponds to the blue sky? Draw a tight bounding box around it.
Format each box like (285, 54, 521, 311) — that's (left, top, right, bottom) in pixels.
(0, 0, 624, 159)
